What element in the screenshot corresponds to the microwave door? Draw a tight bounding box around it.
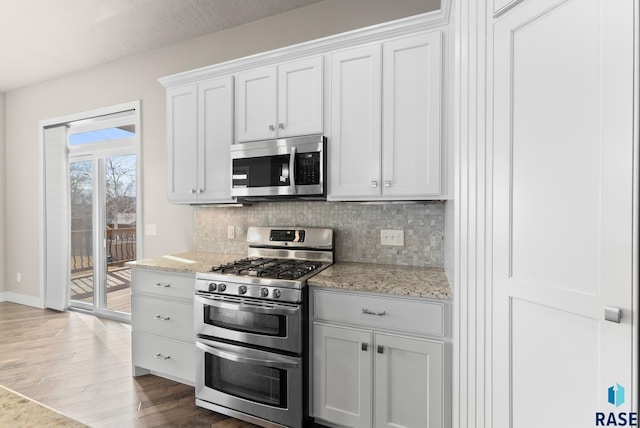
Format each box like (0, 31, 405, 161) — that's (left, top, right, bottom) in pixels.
(231, 153, 295, 197)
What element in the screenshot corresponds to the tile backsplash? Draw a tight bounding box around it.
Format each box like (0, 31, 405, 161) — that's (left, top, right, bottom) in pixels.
(193, 201, 445, 267)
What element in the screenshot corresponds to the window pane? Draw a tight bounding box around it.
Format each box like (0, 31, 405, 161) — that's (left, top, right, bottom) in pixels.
(69, 126, 135, 146)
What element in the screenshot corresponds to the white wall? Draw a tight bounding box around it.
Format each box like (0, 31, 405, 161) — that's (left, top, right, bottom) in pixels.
(3, 0, 439, 301)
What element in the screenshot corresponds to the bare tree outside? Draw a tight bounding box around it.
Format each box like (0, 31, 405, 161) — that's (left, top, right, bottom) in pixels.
(105, 155, 136, 230)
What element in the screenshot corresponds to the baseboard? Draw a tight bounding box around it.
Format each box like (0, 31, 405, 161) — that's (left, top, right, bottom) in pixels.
(3, 292, 45, 308)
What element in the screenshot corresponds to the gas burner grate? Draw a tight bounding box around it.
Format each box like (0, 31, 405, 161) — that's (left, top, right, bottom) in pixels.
(210, 258, 323, 280)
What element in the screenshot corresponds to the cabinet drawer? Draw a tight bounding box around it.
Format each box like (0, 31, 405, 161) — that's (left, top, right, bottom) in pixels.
(313, 289, 444, 337)
(132, 296, 194, 342)
(131, 268, 194, 300)
(132, 331, 195, 384)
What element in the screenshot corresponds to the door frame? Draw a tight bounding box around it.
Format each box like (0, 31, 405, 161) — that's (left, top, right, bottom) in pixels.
(39, 100, 141, 321)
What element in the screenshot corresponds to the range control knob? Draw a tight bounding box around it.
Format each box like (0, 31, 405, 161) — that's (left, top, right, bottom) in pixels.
(238, 285, 247, 295)
(218, 283, 227, 292)
(208, 282, 217, 292)
(273, 289, 281, 299)
(260, 287, 269, 298)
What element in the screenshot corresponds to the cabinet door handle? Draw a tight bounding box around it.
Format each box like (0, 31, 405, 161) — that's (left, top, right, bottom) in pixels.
(278, 123, 285, 129)
(189, 189, 195, 194)
(361, 343, 368, 352)
(196, 188, 202, 194)
(269, 124, 275, 131)
(377, 346, 384, 354)
(154, 315, 171, 321)
(362, 308, 386, 316)
(371, 181, 378, 188)
(155, 353, 171, 360)
(154, 282, 171, 288)
(384, 180, 391, 187)
(604, 306, 622, 323)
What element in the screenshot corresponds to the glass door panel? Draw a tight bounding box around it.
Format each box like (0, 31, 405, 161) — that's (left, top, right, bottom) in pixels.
(105, 154, 136, 313)
(69, 160, 94, 309)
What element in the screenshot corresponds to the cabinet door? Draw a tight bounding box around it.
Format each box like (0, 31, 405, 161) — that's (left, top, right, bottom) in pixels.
(277, 56, 323, 137)
(382, 32, 442, 197)
(237, 66, 277, 142)
(329, 45, 382, 199)
(167, 84, 198, 202)
(313, 323, 372, 428)
(198, 76, 236, 202)
(374, 333, 444, 428)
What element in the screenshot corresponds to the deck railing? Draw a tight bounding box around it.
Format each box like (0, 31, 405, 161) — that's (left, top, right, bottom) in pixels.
(71, 228, 137, 273)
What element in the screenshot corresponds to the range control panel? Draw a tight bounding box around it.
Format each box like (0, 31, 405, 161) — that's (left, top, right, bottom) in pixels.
(270, 229, 306, 243)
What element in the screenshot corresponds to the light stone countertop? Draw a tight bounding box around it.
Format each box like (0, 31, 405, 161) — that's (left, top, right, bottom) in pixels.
(126, 251, 244, 275)
(127, 252, 452, 300)
(309, 262, 452, 300)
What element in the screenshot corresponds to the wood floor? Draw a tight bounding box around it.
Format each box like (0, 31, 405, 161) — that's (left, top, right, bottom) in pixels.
(0, 302, 259, 428)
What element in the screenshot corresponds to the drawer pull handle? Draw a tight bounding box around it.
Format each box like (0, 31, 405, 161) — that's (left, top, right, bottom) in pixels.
(154, 282, 171, 288)
(361, 343, 368, 351)
(155, 353, 171, 360)
(377, 345, 384, 354)
(154, 315, 171, 321)
(362, 308, 386, 316)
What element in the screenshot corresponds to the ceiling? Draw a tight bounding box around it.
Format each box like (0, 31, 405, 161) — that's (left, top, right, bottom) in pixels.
(0, 0, 324, 92)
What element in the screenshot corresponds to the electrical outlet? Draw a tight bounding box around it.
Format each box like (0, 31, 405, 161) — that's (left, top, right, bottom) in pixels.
(16, 273, 21, 283)
(144, 224, 157, 236)
(228, 225, 235, 239)
(380, 229, 404, 246)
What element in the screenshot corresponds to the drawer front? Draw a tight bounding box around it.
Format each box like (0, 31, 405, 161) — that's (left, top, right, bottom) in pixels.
(132, 331, 195, 383)
(131, 268, 194, 300)
(313, 289, 444, 337)
(132, 296, 194, 342)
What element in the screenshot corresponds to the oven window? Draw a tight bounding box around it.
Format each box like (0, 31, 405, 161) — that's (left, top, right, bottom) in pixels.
(205, 352, 287, 407)
(206, 306, 286, 337)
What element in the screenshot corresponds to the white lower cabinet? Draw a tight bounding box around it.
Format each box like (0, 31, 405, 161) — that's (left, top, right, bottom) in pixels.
(131, 268, 195, 385)
(374, 333, 443, 428)
(312, 289, 449, 428)
(313, 324, 373, 428)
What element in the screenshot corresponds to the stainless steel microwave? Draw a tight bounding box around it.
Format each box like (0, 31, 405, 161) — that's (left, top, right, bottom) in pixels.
(231, 134, 326, 199)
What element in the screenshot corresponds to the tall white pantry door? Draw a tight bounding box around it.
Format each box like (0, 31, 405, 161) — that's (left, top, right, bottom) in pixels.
(492, 0, 637, 427)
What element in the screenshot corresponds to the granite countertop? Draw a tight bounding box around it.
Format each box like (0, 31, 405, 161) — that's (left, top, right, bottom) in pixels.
(126, 251, 244, 274)
(127, 253, 452, 300)
(309, 262, 452, 300)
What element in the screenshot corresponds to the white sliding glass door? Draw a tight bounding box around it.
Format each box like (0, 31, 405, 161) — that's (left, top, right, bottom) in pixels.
(66, 109, 138, 320)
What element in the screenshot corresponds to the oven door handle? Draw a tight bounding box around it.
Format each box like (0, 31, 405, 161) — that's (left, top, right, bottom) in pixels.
(196, 340, 299, 369)
(194, 294, 300, 316)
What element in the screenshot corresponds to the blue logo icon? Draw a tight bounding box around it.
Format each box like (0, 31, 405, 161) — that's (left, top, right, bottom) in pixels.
(608, 383, 625, 407)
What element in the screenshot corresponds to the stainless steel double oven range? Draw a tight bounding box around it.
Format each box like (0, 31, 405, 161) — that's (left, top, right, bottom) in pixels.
(194, 226, 334, 428)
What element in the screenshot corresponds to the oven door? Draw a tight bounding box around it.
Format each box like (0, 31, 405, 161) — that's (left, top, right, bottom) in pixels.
(195, 337, 303, 428)
(194, 294, 302, 354)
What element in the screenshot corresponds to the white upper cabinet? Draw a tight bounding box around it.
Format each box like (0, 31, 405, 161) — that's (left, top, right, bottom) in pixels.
(382, 32, 442, 197)
(329, 45, 383, 199)
(167, 85, 198, 202)
(167, 76, 235, 203)
(236, 67, 277, 142)
(236, 56, 323, 142)
(161, 13, 450, 203)
(329, 31, 443, 200)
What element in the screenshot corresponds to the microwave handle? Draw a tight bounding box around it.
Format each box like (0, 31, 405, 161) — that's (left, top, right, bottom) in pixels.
(194, 294, 300, 316)
(289, 146, 296, 188)
(196, 340, 299, 369)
